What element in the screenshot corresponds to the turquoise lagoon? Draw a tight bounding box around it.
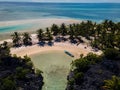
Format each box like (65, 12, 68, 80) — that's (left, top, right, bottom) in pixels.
(30, 50, 73, 90)
(0, 24, 36, 33)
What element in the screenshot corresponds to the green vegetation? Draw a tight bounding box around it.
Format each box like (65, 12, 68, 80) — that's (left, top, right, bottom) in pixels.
(103, 76, 120, 90)
(23, 32, 32, 46)
(35, 69, 43, 76)
(0, 77, 16, 90)
(104, 48, 120, 60)
(45, 28, 53, 42)
(0, 42, 43, 90)
(10, 20, 120, 51)
(0, 41, 10, 59)
(51, 24, 60, 36)
(16, 67, 30, 79)
(67, 48, 120, 90)
(72, 58, 90, 72)
(72, 53, 102, 72)
(37, 29, 44, 42)
(11, 32, 21, 47)
(85, 53, 102, 64)
(67, 53, 102, 89)
(2, 20, 120, 90)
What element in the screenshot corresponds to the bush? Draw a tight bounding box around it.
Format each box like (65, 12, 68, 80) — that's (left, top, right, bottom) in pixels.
(26, 61, 34, 68)
(74, 72, 84, 80)
(16, 67, 30, 79)
(68, 78, 75, 85)
(72, 58, 90, 72)
(103, 76, 120, 90)
(85, 53, 102, 64)
(23, 55, 31, 62)
(104, 48, 120, 60)
(0, 77, 16, 90)
(74, 72, 84, 84)
(36, 69, 43, 76)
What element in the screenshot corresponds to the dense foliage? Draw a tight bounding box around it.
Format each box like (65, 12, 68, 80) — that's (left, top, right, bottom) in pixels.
(67, 53, 102, 90)
(103, 76, 120, 90)
(67, 49, 120, 90)
(0, 42, 44, 90)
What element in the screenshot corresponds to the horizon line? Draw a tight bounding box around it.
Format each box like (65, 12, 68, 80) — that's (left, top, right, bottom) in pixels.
(0, 1, 120, 3)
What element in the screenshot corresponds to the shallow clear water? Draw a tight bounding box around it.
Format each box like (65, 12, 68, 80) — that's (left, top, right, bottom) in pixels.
(0, 23, 35, 33)
(30, 50, 73, 90)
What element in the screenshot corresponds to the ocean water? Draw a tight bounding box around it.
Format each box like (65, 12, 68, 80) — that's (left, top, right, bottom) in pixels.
(30, 51, 72, 90)
(0, 2, 120, 34)
(0, 2, 120, 22)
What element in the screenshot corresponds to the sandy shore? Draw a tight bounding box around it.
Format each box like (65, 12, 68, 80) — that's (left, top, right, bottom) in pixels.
(10, 42, 102, 59)
(0, 18, 102, 59)
(0, 33, 102, 59)
(0, 18, 81, 40)
(0, 18, 81, 27)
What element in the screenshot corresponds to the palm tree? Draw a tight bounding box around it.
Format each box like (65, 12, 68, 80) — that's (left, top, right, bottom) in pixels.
(69, 24, 74, 39)
(96, 24, 102, 37)
(37, 29, 44, 42)
(60, 23, 67, 36)
(85, 20, 94, 39)
(51, 24, 59, 36)
(23, 32, 32, 46)
(0, 41, 10, 58)
(11, 32, 21, 47)
(46, 28, 53, 42)
(102, 20, 109, 30)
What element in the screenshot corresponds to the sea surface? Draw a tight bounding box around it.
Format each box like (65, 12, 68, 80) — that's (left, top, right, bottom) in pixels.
(0, 2, 120, 22)
(0, 2, 120, 34)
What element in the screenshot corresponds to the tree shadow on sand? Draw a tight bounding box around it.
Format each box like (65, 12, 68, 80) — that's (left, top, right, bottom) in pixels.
(70, 39, 78, 44)
(47, 41, 54, 46)
(55, 37, 67, 42)
(37, 41, 46, 47)
(54, 37, 62, 42)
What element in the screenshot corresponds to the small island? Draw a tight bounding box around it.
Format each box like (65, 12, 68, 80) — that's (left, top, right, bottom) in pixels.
(0, 1, 120, 90)
(0, 19, 120, 90)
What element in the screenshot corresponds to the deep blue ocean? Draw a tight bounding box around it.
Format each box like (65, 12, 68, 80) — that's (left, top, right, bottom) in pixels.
(0, 2, 120, 22)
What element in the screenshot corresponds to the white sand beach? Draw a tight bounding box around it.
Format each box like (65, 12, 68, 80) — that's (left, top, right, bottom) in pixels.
(0, 34, 102, 59)
(0, 18, 81, 27)
(0, 18, 102, 59)
(10, 42, 102, 59)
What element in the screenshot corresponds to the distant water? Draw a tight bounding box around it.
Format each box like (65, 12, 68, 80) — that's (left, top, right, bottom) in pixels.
(0, 2, 120, 35)
(0, 2, 120, 22)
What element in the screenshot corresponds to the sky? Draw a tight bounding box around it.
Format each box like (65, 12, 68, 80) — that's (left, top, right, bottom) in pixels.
(0, 0, 119, 3)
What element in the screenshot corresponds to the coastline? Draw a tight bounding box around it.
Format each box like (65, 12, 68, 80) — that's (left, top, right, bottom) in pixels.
(0, 2, 119, 90)
(10, 42, 102, 59)
(0, 18, 102, 59)
(0, 18, 81, 27)
(0, 18, 81, 40)
(0, 17, 102, 59)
